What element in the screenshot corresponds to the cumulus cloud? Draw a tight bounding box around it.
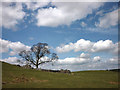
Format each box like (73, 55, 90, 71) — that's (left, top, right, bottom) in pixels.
(1, 53, 118, 71)
(40, 56, 118, 71)
(0, 57, 21, 65)
(57, 53, 91, 65)
(80, 53, 90, 58)
(74, 39, 93, 52)
(0, 38, 30, 55)
(95, 9, 118, 28)
(0, 57, 29, 65)
(36, 2, 104, 27)
(93, 56, 101, 62)
(55, 53, 101, 65)
(1, 2, 118, 29)
(56, 39, 118, 54)
(91, 40, 115, 52)
(0, 57, 19, 64)
(0, 38, 10, 53)
(0, 2, 25, 29)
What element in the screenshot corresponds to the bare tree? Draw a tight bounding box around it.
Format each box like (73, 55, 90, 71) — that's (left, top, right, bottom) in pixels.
(19, 43, 58, 69)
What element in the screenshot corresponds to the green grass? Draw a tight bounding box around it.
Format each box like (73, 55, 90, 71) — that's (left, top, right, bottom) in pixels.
(2, 62, 119, 88)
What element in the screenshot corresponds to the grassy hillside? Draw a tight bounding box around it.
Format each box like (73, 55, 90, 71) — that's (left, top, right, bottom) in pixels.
(2, 62, 119, 88)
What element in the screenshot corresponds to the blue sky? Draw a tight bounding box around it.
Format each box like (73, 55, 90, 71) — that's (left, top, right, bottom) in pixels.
(0, 1, 119, 71)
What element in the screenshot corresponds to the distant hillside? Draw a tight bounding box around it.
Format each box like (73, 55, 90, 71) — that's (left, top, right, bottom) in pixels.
(107, 69, 120, 72)
(2, 62, 119, 88)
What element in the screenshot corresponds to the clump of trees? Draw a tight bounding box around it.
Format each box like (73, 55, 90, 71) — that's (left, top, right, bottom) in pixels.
(19, 43, 58, 69)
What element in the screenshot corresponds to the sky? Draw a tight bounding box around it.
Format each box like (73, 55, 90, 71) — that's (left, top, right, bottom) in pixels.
(0, 1, 120, 71)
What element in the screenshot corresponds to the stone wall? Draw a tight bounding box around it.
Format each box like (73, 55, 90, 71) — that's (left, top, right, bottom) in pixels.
(41, 69, 71, 74)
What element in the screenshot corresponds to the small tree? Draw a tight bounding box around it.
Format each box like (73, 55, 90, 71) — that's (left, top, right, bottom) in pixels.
(19, 43, 58, 69)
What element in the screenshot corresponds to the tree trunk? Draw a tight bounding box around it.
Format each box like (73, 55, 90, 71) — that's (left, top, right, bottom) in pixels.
(36, 65, 38, 69)
(36, 59, 39, 69)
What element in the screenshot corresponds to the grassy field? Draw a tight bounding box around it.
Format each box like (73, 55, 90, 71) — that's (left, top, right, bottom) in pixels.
(2, 62, 119, 88)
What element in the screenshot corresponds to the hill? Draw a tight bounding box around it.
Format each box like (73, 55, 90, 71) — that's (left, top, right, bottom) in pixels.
(2, 62, 119, 88)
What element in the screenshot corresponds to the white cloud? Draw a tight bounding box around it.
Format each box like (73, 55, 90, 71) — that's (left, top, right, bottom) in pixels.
(93, 56, 101, 62)
(81, 22, 87, 27)
(1, 53, 117, 72)
(56, 39, 118, 54)
(9, 42, 31, 56)
(36, 2, 104, 27)
(74, 39, 93, 52)
(0, 38, 31, 55)
(56, 42, 74, 53)
(57, 53, 91, 65)
(96, 9, 118, 28)
(0, 57, 28, 65)
(0, 38, 10, 53)
(0, 57, 19, 64)
(109, 57, 118, 64)
(24, 2, 49, 11)
(80, 53, 90, 58)
(1, 2, 118, 29)
(40, 56, 49, 61)
(0, 55, 118, 72)
(113, 42, 120, 55)
(40, 56, 118, 71)
(0, 2, 25, 29)
(91, 40, 114, 52)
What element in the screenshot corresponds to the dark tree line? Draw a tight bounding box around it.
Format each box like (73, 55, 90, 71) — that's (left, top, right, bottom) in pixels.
(19, 43, 58, 68)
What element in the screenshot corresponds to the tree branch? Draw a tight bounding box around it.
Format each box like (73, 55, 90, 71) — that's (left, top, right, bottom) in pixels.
(38, 60, 52, 65)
